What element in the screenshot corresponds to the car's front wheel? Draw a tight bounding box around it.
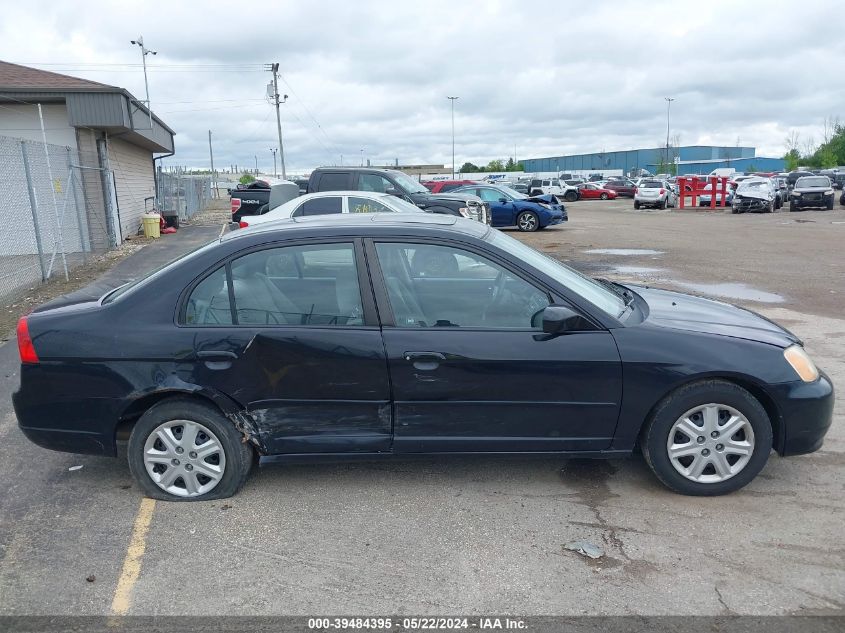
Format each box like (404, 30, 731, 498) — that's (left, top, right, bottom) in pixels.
(128, 398, 254, 501)
(516, 210, 540, 232)
(600, 192, 608, 200)
(641, 380, 772, 496)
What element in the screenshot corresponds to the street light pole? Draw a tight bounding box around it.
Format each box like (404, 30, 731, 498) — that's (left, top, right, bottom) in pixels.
(360, 148, 364, 167)
(665, 96, 675, 167)
(447, 96, 459, 178)
(130, 36, 157, 129)
(270, 148, 277, 178)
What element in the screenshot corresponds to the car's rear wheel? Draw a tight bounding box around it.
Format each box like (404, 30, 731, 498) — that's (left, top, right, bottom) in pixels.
(658, 200, 666, 210)
(516, 211, 539, 232)
(634, 200, 641, 210)
(641, 380, 772, 496)
(564, 191, 578, 202)
(128, 398, 253, 501)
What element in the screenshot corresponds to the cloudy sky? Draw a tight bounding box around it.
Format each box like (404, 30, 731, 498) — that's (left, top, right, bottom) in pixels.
(2, 0, 843, 174)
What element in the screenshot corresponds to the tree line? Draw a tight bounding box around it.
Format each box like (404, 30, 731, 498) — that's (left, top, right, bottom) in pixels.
(783, 119, 845, 171)
(459, 158, 525, 173)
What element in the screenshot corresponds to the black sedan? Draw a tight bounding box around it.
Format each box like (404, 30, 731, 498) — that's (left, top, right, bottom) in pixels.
(13, 214, 834, 500)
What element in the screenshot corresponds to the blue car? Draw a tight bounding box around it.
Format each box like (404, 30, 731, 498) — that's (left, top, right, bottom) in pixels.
(451, 184, 567, 231)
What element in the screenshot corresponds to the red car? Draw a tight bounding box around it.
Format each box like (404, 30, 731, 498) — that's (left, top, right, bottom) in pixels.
(423, 179, 477, 193)
(578, 183, 619, 200)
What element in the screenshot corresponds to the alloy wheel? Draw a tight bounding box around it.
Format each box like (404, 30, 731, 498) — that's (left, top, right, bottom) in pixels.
(666, 404, 755, 484)
(143, 419, 227, 497)
(518, 213, 537, 231)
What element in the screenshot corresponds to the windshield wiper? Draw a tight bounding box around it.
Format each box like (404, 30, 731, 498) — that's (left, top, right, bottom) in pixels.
(596, 277, 635, 308)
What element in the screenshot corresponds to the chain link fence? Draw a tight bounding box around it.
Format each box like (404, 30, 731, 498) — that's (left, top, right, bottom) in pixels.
(156, 168, 213, 224)
(0, 134, 112, 302)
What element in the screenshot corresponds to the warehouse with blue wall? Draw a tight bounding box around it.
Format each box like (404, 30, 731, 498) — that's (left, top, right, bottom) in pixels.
(522, 145, 782, 175)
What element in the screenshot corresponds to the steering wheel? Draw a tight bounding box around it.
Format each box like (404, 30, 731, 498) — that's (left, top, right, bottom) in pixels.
(482, 271, 509, 322)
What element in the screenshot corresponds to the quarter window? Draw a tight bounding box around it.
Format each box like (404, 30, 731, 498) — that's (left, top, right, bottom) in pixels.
(376, 242, 550, 329)
(230, 243, 364, 326)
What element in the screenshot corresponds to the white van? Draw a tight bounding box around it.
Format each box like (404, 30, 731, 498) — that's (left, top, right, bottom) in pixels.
(709, 168, 737, 178)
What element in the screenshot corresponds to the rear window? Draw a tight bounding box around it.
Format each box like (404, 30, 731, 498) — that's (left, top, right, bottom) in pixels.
(641, 180, 663, 188)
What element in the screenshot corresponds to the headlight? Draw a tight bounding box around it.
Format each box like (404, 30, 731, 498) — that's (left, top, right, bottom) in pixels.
(792, 191, 802, 197)
(458, 207, 470, 218)
(783, 345, 819, 382)
(825, 189, 834, 195)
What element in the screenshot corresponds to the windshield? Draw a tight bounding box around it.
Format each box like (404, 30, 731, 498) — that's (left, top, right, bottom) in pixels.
(391, 171, 430, 194)
(495, 185, 527, 199)
(796, 177, 829, 188)
(102, 239, 220, 304)
(381, 194, 423, 212)
(487, 230, 627, 318)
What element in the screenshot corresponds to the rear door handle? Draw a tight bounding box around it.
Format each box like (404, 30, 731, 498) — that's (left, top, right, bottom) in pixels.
(404, 351, 446, 371)
(197, 350, 238, 359)
(197, 350, 237, 370)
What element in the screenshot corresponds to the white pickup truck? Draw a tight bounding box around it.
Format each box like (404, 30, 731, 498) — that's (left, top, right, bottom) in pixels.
(528, 177, 580, 202)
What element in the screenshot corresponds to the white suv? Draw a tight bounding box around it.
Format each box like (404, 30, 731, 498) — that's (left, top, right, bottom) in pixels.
(634, 179, 676, 210)
(528, 178, 580, 202)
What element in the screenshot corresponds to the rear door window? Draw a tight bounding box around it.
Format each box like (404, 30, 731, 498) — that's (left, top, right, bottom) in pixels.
(316, 172, 349, 191)
(293, 197, 343, 217)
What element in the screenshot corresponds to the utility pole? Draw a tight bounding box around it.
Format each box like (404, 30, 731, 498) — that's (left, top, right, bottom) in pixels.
(254, 155, 258, 175)
(130, 36, 156, 130)
(270, 148, 277, 178)
(208, 130, 217, 198)
(665, 97, 675, 167)
(266, 63, 288, 180)
(447, 96, 459, 178)
(360, 148, 364, 167)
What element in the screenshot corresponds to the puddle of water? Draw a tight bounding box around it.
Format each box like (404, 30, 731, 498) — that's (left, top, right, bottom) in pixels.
(672, 281, 784, 303)
(614, 265, 664, 275)
(584, 248, 664, 256)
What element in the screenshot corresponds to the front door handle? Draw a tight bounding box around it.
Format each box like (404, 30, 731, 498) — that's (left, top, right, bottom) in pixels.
(404, 351, 446, 371)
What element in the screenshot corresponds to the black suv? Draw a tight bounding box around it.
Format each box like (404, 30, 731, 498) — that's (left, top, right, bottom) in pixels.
(789, 176, 835, 211)
(307, 167, 490, 224)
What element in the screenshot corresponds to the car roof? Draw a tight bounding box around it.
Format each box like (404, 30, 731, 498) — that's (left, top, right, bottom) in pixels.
(220, 212, 489, 243)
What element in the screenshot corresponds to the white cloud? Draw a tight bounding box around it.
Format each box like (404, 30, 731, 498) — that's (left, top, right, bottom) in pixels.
(2, 0, 842, 173)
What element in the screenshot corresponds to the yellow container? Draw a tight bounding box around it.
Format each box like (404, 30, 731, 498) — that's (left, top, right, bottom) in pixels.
(142, 213, 161, 239)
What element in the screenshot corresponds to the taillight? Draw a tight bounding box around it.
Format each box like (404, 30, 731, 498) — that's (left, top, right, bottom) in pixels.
(238, 221, 249, 229)
(230, 198, 241, 214)
(659, 188, 665, 195)
(16, 317, 38, 364)
(634, 187, 638, 194)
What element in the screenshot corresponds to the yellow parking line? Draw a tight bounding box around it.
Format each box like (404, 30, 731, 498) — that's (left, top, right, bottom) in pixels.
(110, 497, 156, 616)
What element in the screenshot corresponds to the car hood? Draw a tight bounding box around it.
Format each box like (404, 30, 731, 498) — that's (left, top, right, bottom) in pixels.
(630, 285, 800, 347)
(430, 192, 484, 203)
(735, 188, 771, 200)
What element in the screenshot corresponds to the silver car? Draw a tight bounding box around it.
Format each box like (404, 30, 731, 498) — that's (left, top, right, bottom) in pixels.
(634, 179, 676, 209)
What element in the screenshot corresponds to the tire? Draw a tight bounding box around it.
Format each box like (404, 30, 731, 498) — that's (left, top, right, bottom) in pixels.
(790, 202, 797, 212)
(641, 380, 773, 496)
(516, 210, 540, 232)
(530, 189, 543, 196)
(634, 200, 641, 210)
(564, 190, 578, 202)
(127, 398, 254, 501)
(600, 192, 608, 200)
(826, 198, 834, 210)
(766, 200, 774, 213)
(658, 200, 666, 210)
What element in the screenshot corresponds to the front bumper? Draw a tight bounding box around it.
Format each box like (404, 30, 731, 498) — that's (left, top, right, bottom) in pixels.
(771, 372, 835, 456)
(733, 197, 768, 212)
(791, 195, 832, 208)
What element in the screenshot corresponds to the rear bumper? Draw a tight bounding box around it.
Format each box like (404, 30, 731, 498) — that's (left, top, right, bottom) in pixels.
(772, 372, 835, 456)
(17, 423, 112, 456)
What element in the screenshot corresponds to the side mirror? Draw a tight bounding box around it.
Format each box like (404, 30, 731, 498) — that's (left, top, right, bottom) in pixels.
(498, 197, 509, 203)
(385, 188, 400, 196)
(541, 305, 590, 334)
